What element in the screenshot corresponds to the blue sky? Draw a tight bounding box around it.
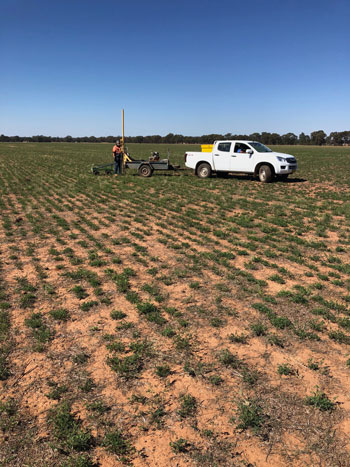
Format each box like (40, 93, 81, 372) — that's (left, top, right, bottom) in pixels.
(1, 0, 349, 136)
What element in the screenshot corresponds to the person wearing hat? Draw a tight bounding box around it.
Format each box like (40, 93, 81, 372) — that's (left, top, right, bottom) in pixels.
(113, 141, 122, 175)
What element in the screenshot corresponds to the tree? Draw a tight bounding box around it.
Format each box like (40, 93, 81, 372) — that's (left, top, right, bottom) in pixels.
(281, 133, 298, 145)
(310, 130, 326, 145)
(270, 133, 282, 144)
(249, 133, 261, 142)
(328, 131, 350, 145)
(299, 132, 310, 145)
(261, 132, 272, 145)
(164, 133, 175, 144)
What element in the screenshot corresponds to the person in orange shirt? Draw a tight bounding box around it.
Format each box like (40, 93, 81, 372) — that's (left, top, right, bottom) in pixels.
(113, 141, 122, 175)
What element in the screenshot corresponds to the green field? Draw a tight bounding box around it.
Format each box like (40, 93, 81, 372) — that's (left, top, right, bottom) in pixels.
(1, 142, 350, 466)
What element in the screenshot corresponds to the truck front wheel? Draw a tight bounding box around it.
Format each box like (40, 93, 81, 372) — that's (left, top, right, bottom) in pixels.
(258, 165, 273, 183)
(197, 163, 212, 179)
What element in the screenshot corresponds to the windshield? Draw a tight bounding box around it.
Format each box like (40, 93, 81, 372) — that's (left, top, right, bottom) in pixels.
(249, 142, 272, 153)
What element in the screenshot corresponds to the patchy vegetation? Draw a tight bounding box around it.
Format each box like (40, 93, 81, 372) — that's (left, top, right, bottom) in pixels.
(0, 142, 350, 465)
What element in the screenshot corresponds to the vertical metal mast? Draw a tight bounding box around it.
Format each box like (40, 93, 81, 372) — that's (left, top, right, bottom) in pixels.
(121, 109, 125, 153)
(121, 109, 125, 174)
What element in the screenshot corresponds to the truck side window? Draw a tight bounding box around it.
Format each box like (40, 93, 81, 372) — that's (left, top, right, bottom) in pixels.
(217, 143, 231, 152)
(234, 143, 250, 153)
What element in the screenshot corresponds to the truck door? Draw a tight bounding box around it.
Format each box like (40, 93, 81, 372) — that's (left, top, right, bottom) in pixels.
(231, 143, 255, 173)
(213, 142, 232, 171)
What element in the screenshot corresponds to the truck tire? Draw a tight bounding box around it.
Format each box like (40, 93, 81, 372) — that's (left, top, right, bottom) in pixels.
(197, 163, 212, 179)
(258, 165, 273, 183)
(138, 164, 153, 177)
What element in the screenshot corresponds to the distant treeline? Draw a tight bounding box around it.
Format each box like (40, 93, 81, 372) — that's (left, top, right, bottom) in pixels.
(1, 130, 350, 145)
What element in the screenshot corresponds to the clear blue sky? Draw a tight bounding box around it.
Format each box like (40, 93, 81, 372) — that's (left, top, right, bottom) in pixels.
(1, 0, 349, 137)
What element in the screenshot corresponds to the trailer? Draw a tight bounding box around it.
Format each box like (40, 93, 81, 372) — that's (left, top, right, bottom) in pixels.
(91, 158, 180, 177)
(127, 159, 180, 177)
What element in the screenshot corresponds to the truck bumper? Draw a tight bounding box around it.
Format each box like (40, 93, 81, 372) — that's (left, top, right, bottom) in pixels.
(277, 164, 297, 174)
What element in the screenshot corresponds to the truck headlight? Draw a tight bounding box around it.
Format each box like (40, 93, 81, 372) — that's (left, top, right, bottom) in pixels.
(277, 156, 287, 162)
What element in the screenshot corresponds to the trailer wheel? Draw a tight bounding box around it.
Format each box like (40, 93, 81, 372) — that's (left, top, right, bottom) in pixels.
(197, 163, 212, 179)
(258, 165, 273, 183)
(138, 164, 153, 177)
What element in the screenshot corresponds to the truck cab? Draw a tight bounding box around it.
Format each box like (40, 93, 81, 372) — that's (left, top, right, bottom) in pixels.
(184, 140, 297, 182)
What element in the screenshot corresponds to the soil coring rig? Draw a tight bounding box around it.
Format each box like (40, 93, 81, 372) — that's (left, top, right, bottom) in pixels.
(92, 110, 180, 177)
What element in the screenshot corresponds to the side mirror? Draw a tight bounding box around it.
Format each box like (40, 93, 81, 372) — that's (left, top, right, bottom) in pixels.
(246, 149, 253, 154)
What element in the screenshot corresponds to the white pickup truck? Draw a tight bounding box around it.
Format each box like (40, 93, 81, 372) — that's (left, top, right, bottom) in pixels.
(184, 141, 297, 182)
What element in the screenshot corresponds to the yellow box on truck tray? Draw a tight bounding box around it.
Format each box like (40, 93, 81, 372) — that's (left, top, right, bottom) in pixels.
(201, 144, 213, 152)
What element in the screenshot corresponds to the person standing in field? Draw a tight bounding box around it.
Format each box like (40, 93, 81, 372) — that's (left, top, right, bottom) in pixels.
(113, 141, 122, 176)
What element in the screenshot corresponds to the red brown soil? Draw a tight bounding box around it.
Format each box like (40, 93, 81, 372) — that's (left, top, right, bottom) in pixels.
(1, 181, 350, 466)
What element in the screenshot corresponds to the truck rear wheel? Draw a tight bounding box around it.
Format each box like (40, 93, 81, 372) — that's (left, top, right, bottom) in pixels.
(258, 165, 273, 183)
(197, 163, 212, 179)
(138, 165, 153, 177)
